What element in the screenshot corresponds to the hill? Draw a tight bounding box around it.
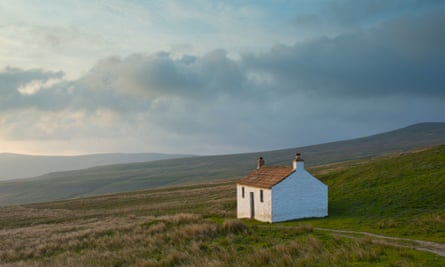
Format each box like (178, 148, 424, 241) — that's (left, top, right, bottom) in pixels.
(0, 146, 443, 266)
(310, 145, 445, 241)
(0, 152, 193, 181)
(0, 122, 444, 206)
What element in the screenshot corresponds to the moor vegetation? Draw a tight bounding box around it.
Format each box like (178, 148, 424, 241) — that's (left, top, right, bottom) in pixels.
(309, 145, 445, 242)
(0, 145, 444, 266)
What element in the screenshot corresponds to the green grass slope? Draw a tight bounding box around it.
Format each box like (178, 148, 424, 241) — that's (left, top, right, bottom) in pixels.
(308, 145, 445, 241)
(0, 146, 444, 266)
(1, 122, 444, 206)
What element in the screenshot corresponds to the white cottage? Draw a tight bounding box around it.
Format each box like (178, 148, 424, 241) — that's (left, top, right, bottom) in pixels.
(237, 153, 328, 223)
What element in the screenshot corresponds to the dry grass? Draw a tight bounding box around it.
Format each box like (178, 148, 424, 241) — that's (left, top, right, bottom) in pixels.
(221, 219, 248, 234)
(0, 179, 443, 266)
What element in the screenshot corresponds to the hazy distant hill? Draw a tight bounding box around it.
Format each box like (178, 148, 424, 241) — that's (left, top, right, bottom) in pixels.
(0, 122, 444, 206)
(0, 153, 193, 181)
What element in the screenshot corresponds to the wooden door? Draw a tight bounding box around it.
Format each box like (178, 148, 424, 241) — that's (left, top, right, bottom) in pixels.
(249, 192, 255, 219)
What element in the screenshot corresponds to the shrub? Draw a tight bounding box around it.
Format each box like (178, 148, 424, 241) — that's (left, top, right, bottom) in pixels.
(221, 219, 248, 234)
(177, 223, 217, 240)
(159, 213, 201, 225)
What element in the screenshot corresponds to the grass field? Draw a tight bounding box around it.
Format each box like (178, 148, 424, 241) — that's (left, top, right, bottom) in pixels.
(306, 145, 445, 242)
(0, 145, 444, 266)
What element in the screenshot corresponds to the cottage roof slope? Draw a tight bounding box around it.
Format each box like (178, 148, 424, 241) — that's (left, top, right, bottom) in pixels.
(238, 166, 294, 189)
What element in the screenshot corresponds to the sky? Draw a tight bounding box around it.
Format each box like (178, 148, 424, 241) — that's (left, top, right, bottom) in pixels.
(0, 0, 444, 155)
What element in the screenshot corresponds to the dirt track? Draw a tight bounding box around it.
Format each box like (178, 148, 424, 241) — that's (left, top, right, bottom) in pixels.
(315, 227, 445, 257)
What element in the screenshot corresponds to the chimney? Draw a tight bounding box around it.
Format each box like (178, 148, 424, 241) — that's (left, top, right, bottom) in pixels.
(292, 153, 304, 170)
(257, 157, 265, 169)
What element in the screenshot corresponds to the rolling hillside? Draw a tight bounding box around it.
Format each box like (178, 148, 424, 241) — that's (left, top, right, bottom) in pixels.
(0, 152, 193, 181)
(311, 145, 445, 241)
(0, 122, 444, 206)
(0, 146, 443, 266)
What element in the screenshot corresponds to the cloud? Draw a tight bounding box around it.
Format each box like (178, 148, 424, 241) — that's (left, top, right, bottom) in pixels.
(246, 6, 445, 98)
(0, 67, 65, 110)
(17, 78, 63, 96)
(1, 6, 444, 154)
(292, 0, 445, 39)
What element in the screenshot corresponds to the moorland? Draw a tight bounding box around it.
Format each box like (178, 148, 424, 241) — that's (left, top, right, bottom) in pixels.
(0, 145, 444, 266)
(1, 122, 445, 206)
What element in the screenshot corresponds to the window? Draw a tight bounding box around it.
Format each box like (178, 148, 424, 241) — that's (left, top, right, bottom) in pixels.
(260, 190, 264, 202)
(242, 187, 245, 198)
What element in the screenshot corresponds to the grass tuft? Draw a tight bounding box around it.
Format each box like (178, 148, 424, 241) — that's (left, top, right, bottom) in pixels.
(221, 219, 248, 234)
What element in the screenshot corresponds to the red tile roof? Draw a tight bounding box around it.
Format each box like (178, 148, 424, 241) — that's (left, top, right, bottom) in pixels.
(238, 166, 294, 189)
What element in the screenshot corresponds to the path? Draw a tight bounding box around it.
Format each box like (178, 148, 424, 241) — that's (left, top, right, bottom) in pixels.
(315, 227, 445, 257)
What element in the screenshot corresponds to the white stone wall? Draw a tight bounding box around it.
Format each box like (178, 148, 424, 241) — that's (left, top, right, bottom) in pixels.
(237, 184, 272, 222)
(236, 184, 250, 219)
(271, 163, 328, 222)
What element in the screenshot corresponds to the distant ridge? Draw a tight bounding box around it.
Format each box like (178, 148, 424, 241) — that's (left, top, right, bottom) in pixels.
(0, 153, 194, 181)
(0, 122, 444, 206)
(269, 122, 445, 166)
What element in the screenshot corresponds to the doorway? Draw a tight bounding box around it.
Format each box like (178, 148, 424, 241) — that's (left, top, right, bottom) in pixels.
(249, 192, 255, 219)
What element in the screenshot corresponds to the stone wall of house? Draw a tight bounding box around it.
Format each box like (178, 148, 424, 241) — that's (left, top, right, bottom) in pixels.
(237, 184, 272, 222)
(271, 162, 328, 222)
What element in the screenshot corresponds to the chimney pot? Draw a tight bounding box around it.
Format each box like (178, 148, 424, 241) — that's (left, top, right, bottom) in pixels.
(295, 153, 304, 162)
(293, 153, 304, 170)
(257, 157, 265, 169)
